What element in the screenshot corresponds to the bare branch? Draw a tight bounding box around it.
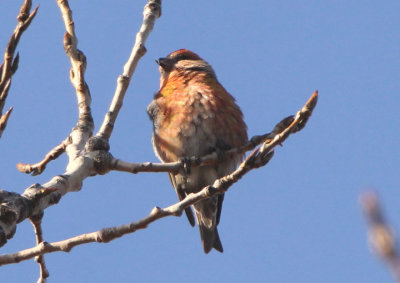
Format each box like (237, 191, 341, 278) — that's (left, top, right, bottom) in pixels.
(0, 0, 38, 137)
(56, 0, 93, 143)
(0, 90, 317, 265)
(0, 1, 38, 85)
(97, 0, 162, 140)
(0, 106, 13, 138)
(16, 0, 162, 174)
(0, 0, 163, 248)
(361, 192, 400, 282)
(16, 0, 94, 175)
(29, 215, 49, 282)
(16, 137, 72, 176)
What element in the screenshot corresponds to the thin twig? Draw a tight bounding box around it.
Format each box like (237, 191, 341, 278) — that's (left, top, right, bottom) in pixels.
(0, 106, 13, 138)
(17, 137, 72, 175)
(97, 0, 161, 140)
(0, 0, 38, 137)
(361, 192, 400, 282)
(56, 0, 93, 142)
(0, 90, 317, 265)
(0, 0, 38, 86)
(29, 215, 49, 282)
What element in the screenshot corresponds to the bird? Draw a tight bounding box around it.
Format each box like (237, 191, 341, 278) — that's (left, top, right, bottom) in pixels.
(147, 49, 248, 253)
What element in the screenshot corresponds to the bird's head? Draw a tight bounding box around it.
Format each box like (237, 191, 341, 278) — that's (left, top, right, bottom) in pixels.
(156, 49, 215, 87)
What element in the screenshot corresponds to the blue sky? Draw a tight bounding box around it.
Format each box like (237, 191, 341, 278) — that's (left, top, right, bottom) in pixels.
(1, 0, 399, 282)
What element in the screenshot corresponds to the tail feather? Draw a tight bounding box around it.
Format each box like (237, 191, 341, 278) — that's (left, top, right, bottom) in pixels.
(199, 224, 223, 253)
(194, 196, 223, 253)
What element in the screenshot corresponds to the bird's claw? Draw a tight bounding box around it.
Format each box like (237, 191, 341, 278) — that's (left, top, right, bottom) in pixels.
(180, 157, 191, 175)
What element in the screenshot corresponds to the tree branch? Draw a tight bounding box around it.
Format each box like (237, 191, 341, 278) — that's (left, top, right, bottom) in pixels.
(18, 0, 95, 176)
(56, 0, 93, 153)
(361, 192, 400, 282)
(0, 90, 317, 265)
(17, 0, 163, 175)
(29, 214, 49, 282)
(0, 0, 38, 138)
(97, 0, 161, 141)
(17, 137, 72, 176)
(0, 0, 163, 248)
(0, 106, 13, 139)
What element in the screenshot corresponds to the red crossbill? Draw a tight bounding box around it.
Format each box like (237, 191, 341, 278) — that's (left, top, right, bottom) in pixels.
(147, 49, 248, 253)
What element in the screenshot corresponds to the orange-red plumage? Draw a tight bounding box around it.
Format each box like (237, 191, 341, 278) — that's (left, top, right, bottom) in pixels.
(148, 49, 247, 253)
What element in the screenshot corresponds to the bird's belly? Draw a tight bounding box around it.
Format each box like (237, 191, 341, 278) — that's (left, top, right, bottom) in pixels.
(156, 112, 217, 161)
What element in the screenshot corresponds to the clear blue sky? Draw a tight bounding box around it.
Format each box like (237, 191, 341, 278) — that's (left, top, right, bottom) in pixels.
(1, 1, 399, 282)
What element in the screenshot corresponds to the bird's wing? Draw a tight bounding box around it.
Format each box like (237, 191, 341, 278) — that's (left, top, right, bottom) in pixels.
(168, 173, 196, 227)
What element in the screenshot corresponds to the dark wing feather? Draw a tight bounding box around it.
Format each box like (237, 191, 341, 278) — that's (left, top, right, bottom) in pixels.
(168, 173, 195, 227)
(216, 194, 224, 225)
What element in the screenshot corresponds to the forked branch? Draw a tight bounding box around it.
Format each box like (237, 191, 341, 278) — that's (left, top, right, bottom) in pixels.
(0, 90, 317, 265)
(0, 0, 163, 249)
(17, 0, 94, 176)
(16, 0, 162, 175)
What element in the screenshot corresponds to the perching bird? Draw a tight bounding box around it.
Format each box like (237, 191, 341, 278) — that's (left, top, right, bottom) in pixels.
(147, 49, 248, 253)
